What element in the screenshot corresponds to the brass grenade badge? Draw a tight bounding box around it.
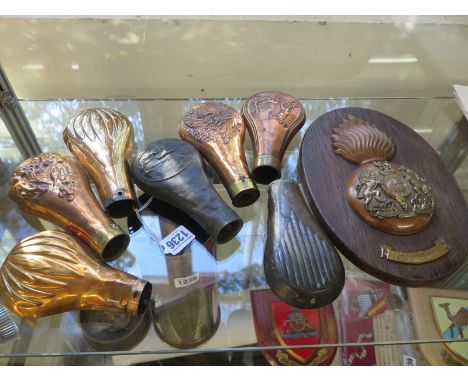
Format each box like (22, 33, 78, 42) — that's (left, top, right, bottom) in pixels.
(332, 115, 435, 235)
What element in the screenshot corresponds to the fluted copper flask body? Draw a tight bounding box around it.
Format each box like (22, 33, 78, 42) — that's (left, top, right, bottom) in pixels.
(179, 102, 259, 207)
(0, 231, 152, 318)
(8, 152, 129, 261)
(265, 180, 344, 308)
(132, 139, 243, 244)
(242, 91, 306, 184)
(63, 108, 137, 218)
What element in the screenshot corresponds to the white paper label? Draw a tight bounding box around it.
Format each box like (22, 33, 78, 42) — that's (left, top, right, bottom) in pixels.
(403, 355, 416, 366)
(174, 273, 199, 288)
(159, 225, 195, 255)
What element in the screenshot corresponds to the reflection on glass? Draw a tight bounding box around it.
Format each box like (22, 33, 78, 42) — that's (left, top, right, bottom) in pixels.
(79, 308, 151, 352)
(0, 120, 39, 266)
(127, 196, 220, 348)
(0, 97, 466, 361)
(20, 100, 145, 153)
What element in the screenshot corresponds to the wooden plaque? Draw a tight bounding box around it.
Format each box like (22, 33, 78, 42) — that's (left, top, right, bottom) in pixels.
(408, 287, 468, 365)
(250, 289, 337, 366)
(299, 107, 467, 286)
(338, 278, 405, 365)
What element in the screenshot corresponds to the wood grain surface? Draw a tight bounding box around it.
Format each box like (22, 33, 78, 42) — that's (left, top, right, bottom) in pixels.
(408, 287, 468, 365)
(299, 107, 468, 286)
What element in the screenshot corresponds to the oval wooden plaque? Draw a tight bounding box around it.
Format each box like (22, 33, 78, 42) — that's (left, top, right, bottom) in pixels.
(299, 107, 467, 286)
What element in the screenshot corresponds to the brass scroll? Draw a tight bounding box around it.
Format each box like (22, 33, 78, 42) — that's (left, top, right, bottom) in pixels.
(380, 239, 450, 264)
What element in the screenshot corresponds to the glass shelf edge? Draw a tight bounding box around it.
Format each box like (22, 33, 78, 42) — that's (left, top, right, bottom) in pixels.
(1, 338, 467, 359)
(17, 96, 456, 102)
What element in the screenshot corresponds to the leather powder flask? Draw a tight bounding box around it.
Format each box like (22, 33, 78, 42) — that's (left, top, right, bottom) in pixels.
(63, 108, 137, 218)
(131, 139, 243, 244)
(179, 102, 260, 207)
(242, 91, 306, 184)
(8, 152, 129, 261)
(264, 180, 345, 308)
(151, 212, 220, 349)
(0, 231, 152, 318)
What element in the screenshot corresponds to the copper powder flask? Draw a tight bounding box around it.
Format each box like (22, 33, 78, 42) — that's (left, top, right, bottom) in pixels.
(8, 152, 129, 261)
(0, 231, 152, 318)
(242, 91, 306, 184)
(63, 108, 137, 218)
(179, 102, 259, 207)
(131, 139, 243, 244)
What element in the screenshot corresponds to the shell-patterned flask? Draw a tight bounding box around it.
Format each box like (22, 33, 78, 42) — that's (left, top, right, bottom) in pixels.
(0, 231, 151, 318)
(63, 108, 137, 218)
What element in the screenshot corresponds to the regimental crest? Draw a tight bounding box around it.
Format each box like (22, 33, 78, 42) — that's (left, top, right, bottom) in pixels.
(340, 279, 407, 366)
(356, 161, 435, 220)
(181, 102, 240, 144)
(332, 115, 396, 165)
(272, 302, 320, 363)
(8, 153, 78, 202)
(250, 289, 337, 366)
(279, 308, 319, 339)
(332, 114, 436, 236)
(431, 297, 468, 362)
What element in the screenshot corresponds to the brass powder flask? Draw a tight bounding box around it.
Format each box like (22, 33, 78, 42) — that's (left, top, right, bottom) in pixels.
(63, 108, 137, 218)
(0, 231, 152, 318)
(242, 91, 306, 184)
(8, 152, 129, 261)
(179, 102, 259, 207)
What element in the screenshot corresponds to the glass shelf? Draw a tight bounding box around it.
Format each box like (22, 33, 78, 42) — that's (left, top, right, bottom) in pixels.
(0, 97, 467, 365)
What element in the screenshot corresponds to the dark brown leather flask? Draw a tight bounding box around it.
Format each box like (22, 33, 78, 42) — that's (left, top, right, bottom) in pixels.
(131, 139, 243, 244)
(264, 180, 345, 308)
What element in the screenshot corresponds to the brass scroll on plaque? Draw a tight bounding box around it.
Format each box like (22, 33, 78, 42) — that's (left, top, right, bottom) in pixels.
(380, 239, 450, 264)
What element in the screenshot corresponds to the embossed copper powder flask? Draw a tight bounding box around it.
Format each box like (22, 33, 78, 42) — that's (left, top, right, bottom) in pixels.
(132, 139, 243, 243)
(242, 91, 306, 184)
(8, 152, 129, 261)
(0, 231, 152, 318)
(63, 108, 137, 218)
(331, 115, 435, 235)
(264, 180, 344, 309)
(179, 102, 259, 207)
